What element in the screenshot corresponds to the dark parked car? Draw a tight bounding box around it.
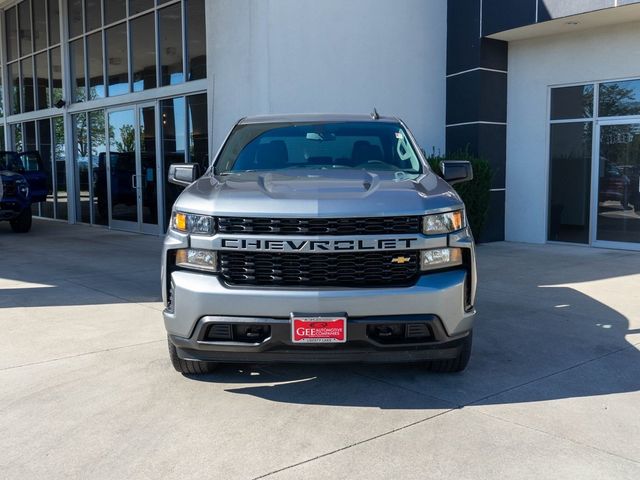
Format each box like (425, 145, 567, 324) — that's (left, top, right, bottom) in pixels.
(0, 151, 48, 233)
(598, 160, 640, 211)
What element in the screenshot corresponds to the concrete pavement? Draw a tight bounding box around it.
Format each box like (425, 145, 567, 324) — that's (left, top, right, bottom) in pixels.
(1, 219, 639, 479)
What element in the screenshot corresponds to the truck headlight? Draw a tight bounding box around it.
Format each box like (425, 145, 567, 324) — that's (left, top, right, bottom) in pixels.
(420, 248, 463, 271)
(175, 249, 218, 272)
(423, 210, 465, 235)
(16, 179, 29, 197)
(172, 212, 215, 235)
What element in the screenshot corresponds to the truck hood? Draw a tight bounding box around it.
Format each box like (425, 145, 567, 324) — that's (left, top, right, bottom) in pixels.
(173, 169, 464, 217)
(1, 170, 24, 184)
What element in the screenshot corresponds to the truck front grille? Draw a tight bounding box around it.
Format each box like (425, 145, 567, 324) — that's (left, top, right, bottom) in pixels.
(218, 216, 422, 236)
(3, 183, 16, 196)
(219, 251, 420, 287)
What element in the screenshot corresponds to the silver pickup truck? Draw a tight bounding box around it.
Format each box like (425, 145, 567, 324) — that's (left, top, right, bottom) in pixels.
(162, 114, 477, 374)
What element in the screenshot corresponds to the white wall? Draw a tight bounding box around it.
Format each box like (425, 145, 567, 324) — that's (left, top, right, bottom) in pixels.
(506, 21, 640, 243)
(207, 0, 447, 154)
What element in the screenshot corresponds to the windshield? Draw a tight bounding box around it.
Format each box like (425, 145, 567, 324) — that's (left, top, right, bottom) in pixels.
(215, 122, 424, 175)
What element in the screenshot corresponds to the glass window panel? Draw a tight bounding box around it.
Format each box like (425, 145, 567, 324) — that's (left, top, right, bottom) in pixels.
(6, 7, 18, 62)
(130, 0, 154, 15)
(131, 13, 157, 92)
(68, 0, 83, 38)
(186, 0, 206, 81)
(50, 47, 63, 106)
(85, 0, 102, 31)
(70, 38, 86, 102)
(550, 85, 594, 120)
(596, 124, 640, 243)
(21, 58, 35, 113)
(104, 0, 126, 25)
(73, 113, 90, 223)
(38, 119, 55, 219)
(87, 32, 105, 99)
(140, 106, 158, 226)
(187, 94, 208, 171)
(18, 0, 33, 56)
(106, 23, 129, 96)
(33, 0, 48, 51)
(12, 123, 23, 152)
(0, 126, 5, 151)
(8, 63, 21, 115)
(24, 121, 37, 151)
(0, 67, 3, 118)
(161, 96, 186, 224)
(54, 116, 67, 220)
(48, 0, 60, 45)
(108, 109, 138, 223)
(89, 110, 108, 225)
(599, 80, 640, 117)
(49, 47, 62, 106)
(157, 0, 172, 5)
(548, 122, 593, 244)
(35, 52, 49, 110)
(159, 4, 184, 86)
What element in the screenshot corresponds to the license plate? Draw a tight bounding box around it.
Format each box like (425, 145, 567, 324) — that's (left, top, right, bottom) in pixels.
(291, 315, 347, 343)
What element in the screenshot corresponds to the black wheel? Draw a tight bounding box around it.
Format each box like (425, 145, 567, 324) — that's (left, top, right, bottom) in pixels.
(168, 337, 217, 375)
(10, 208, 32, 233)
(425, 330, 473, 373)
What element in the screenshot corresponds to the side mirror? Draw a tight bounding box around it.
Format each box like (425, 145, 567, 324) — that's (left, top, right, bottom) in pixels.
(168, 163, 200, 187)
(439, 160, 473, 185)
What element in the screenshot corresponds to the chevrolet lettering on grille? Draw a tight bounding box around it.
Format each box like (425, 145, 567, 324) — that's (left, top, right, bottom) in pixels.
(217, 237, 420, 252)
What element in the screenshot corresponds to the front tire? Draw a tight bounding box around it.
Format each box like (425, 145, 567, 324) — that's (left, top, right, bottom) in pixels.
(168, 337, 217, 375)
(10, 208, 32, 233)
(425, 330, 473, 373)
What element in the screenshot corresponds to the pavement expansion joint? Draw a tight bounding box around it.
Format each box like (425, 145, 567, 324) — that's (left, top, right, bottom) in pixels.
(475, 409, 640, 466)
(251, 408, 458, 480)
(0, 339, 165, 372)
(467, 344, 637, 408)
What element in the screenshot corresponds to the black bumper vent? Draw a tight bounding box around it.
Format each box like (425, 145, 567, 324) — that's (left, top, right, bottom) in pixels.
(218, 216, 422, 236)
(206, 324, 233, 340)
(405, 323, 431, 338)
(219, 251, 420, 288)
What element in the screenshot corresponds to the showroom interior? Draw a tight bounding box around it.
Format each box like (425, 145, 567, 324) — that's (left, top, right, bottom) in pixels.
(0, 0, 208, 235)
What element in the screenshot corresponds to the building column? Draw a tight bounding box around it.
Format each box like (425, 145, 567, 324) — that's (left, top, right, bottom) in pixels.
(446, 0, 508, 242)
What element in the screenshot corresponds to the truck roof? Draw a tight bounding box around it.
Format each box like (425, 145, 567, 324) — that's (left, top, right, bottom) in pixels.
(237, 113, 400, 125)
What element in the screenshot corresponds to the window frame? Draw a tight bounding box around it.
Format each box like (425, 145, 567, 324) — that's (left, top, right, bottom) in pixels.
(3, 0, 62, 115)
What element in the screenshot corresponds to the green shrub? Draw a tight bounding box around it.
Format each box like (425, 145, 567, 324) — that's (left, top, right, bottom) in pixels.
(426, 150, 492, 240)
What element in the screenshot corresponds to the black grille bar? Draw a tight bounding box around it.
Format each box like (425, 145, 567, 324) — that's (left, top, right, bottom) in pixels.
(218, 216, 422, 236)
(220, 251, 420, 288)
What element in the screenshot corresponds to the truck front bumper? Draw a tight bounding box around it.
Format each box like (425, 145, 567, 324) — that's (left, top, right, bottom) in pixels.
(0, 200, 23, 220)
(169, 313, 471, 364)
(164, 269, 475, 363)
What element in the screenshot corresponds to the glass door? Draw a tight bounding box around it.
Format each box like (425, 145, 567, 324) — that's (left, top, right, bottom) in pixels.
(108, 108, 138, 231)
(107, 104, 161, 234)
(139, 104, 161, 234)
(593, 120, 640, 248)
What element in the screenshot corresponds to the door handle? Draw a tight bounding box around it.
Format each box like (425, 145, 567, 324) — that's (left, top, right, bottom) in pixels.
(131, 174, 138, 189)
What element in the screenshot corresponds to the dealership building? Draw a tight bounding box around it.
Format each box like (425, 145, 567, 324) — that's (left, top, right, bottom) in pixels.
(0, 0, 639, 249)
